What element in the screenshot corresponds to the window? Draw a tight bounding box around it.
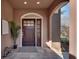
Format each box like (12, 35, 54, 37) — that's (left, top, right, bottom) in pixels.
(61, 3, 70, 52)
(23, 20, 34, 26)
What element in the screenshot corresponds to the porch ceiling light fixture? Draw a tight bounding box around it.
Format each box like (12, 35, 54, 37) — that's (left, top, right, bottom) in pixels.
(24, 1, 27, 5)
(36, 2, 40, 4)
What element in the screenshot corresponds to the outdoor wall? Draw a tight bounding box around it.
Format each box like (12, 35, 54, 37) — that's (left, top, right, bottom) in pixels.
(1, 0, 13, 55)
(52, 13, 60, 42)
(51, 12, 61, 52)
(48, 9, 61, 53)
(49, 0, 76, 58)
(14, 9, 49, 47)
(69, 0, 76, 58)
(1, 0, 13, 21)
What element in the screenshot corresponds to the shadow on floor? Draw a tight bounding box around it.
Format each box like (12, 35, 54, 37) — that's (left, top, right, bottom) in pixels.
(2, 47, 63, 59)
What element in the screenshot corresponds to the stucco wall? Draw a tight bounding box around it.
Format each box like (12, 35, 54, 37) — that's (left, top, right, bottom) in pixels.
(52, 13, 60, 42)
(1, 0, 13, 21)
(49, 0, 76, 58)
(1, 0, 13, 55)
(48, 9, 61, 52)
(69, 0, 76, 58)
(52, 13, 61, 51)
(14, 9, 49, 47)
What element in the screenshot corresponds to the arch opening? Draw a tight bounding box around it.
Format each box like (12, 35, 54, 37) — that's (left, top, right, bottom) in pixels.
(47, 1, 69, 58)
(17, 12, 44, 47)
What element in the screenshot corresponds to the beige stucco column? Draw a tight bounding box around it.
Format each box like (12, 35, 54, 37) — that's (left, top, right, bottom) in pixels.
(69, 0, 76, 59)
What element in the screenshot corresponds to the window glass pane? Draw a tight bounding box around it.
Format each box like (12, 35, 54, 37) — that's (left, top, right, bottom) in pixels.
(30, 21, 34, 24)
(30, 24, 34, 26)
(37, 33, 40, 37)
(27, 21, 30, 24)
(37, 29, 40, 32)
(24, 21, 27, 24)
(37, 21, 40, 24)
(37, 25, 40, 28)
(24, 24, 27, 26)
(23, 23, 30, 26)
(60, 3, 70, 52)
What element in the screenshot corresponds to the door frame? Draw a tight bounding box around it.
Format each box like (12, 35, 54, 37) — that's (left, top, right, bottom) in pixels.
(20, 13, 43, 47)
(22, 19, 35, 46)
(22, 18, 41, 46)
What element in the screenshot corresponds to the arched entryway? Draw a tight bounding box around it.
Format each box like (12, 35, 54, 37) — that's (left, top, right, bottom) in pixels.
(20, 13, 43, 47)
(48, 1, 69, 54)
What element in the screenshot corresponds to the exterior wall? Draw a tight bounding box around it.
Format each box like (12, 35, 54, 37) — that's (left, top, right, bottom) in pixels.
(1, 0, 13, 55)
(52, 13, 60, 42)
(14, 9, 49, 47)
(51, 12, 61, 52)
(48, 10, 61, 52)
(69, 0, 76, 58)
(1, 0, 13, 21)
(49, 0, 76, 58)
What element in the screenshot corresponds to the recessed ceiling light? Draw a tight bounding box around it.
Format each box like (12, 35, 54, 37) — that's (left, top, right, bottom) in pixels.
(37, 2, 40, 4)
(24, 1, 27, 4)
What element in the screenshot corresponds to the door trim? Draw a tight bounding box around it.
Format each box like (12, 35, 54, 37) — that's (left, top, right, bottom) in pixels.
(22, 19, 41, 46)
(19, 13, 43, 47)
(22, 18, 42, 47)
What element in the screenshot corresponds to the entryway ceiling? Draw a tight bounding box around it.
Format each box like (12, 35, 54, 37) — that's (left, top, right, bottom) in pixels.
(8, 0, 54, 9)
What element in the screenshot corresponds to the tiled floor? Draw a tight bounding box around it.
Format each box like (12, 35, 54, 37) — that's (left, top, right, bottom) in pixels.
(3, 47, 62, 59)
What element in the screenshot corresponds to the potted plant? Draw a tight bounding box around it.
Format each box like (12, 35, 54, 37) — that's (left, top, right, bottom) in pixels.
(9, 21, 20, 49)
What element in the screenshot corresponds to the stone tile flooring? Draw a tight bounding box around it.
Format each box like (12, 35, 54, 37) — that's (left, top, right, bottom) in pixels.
(3, 47, 62, 59)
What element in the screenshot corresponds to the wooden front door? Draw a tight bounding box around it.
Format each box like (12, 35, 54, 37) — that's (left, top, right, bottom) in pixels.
(22, 19, 41, 46)
(22, 19, 35, 46)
